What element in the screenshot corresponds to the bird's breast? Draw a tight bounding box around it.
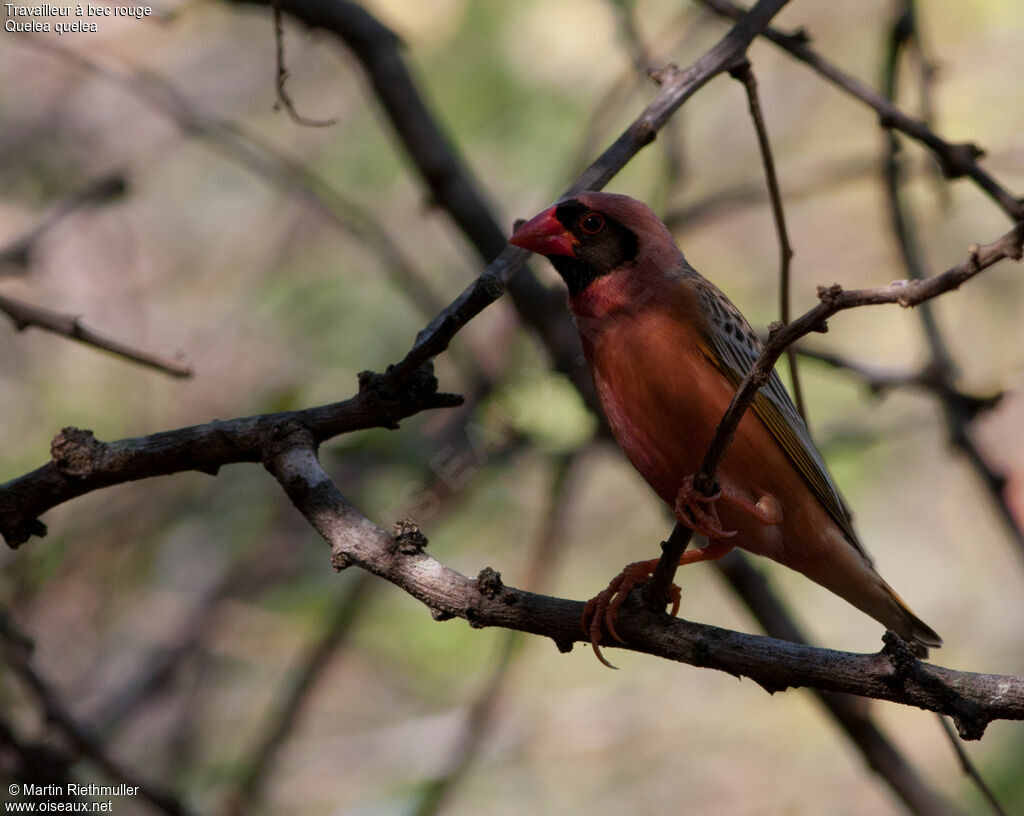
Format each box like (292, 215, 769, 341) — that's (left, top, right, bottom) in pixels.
(572, 273, 841, 571)
(572, 276, 726, 504)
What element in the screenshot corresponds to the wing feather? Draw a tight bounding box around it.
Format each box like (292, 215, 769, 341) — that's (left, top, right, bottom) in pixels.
(686, 273, 867, 559)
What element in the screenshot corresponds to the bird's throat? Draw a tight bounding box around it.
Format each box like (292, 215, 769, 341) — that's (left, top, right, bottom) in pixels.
(549, 255, 605, 298)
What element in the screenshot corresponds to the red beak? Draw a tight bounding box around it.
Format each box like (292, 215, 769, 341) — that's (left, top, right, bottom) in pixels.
(509, 206, 577, 257)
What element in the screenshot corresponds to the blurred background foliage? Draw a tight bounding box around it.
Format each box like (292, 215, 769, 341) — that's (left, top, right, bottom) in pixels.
(1, 0, 1023, 814)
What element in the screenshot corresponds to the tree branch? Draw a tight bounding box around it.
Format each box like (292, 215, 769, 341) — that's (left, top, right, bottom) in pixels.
(0, 291, 194, 378)
(698, 0, 1024, 222)
(694, 223, 1023, 494)
(879, 3, 1024, 557)
(714, 551, 962, 816)
(730, 60, 806, 418)
(270, 0, 337, 127)
(234, 0, 795, 405)
(0, 174, 126, 273)
(0, 365, 461, 548)
(264, 429, 1024, 739)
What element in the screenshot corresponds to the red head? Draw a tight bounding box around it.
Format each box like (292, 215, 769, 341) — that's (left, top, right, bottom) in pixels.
(510, 192, 679, 297)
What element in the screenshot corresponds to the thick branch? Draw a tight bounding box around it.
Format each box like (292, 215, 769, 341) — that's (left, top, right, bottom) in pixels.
(0, 366, 461, 548)
(264, 432, 1024, 738)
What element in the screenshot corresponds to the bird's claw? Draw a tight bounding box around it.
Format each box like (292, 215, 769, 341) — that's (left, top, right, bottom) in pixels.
(675, 475, 737, 539)
(581, 561, 682, 669)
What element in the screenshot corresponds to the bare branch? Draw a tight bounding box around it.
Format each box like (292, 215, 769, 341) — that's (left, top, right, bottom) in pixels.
(663, 155, 881, 230)
(0, 366, 462, 548)
(730, 60, 806, 419)
(0, 174, 126, 274)
(936, 715, 1009, 816)
(270, 0, 337, 127)
(264, 431, 1024, 737)
(694, 223, 1023, 496)
(881, 2, 953, 374)
(698, 0, 1024, 222)
(795, 345, 1003, 420)
(715, 551, 962, 816)
(0, 291, 193, 378)
(879, 2, 1024, 557)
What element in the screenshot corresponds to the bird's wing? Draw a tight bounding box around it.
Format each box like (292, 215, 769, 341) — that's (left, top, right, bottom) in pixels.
(687, 274, 868, 559)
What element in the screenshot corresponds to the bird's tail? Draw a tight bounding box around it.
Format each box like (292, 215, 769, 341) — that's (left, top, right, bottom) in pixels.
(801, 531, 942, 658)
(871, 581, 942, 658)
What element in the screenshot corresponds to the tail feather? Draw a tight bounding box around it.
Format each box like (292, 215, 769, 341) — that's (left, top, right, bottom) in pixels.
(878, 583, 942, 658)
(797, 530, 942, 658)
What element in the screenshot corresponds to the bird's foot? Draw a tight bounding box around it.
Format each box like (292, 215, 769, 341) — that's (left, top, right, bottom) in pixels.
(674, 475, 737, 539)
(581, 559, 680, 669)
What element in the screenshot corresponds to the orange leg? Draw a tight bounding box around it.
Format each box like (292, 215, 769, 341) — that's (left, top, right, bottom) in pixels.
(674, 476, 735, 539)
(581, 539, 735, 668)
(722, 488, 783, 526)
(675, 475, 783, 537)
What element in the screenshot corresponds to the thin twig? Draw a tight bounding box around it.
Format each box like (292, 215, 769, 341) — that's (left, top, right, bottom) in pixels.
(574, 6, 705, 183)
(900, 0, 949, 208)
(663, 155, 882, 230)
(606, 0, 688, 188)
(698, 0, 1024, 222)
(270, 0, 336, 127)
(0, 291, 193, 378)
(936, 715, 1008, 816)
(640, 522, 693, 611)
(881, 3, 953, 375)
(795, 345, 1002, 420)
(730, 60, 806, 419)
(880, 3, 1023, 555)
(0, 174, 126, 273)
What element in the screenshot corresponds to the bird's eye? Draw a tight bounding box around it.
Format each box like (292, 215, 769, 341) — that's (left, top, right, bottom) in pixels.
(579, 212, 605, 234)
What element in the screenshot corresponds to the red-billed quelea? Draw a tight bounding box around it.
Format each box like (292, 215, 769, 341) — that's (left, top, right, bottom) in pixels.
(510, 191, 941, 665)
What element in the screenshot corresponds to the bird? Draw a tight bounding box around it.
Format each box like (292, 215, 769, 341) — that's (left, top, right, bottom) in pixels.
(509, 191, 941, 665)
